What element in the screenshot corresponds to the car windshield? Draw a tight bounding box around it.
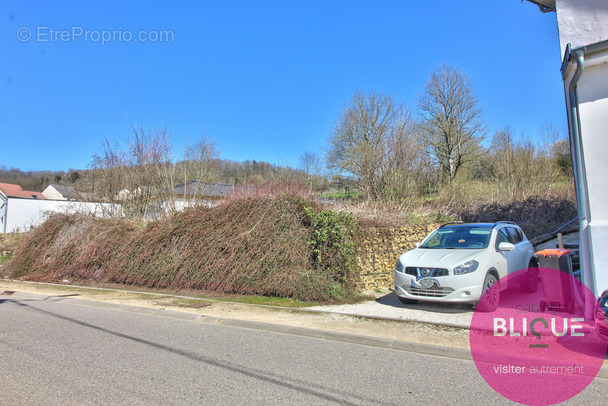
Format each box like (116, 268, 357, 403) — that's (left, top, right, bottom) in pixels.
(419, 226, 492, 249)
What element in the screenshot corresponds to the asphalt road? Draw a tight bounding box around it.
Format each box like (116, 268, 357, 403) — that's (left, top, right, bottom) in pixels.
(1, 292, 606, 405)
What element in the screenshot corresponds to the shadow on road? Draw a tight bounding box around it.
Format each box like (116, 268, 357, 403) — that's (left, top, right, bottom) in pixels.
(375, 291, 474, 314)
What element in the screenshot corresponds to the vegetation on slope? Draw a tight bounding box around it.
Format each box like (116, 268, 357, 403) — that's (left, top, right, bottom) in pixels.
(6, 195, 359, 303)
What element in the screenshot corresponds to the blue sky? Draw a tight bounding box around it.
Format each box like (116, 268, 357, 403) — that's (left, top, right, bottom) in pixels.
(1, 0, 564, 172)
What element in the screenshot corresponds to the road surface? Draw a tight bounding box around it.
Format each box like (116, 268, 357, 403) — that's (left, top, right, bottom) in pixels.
(1, 292, 606, 405)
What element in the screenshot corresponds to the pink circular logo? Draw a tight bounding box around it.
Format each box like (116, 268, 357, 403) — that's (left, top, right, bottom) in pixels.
(470, 267, 607, 406)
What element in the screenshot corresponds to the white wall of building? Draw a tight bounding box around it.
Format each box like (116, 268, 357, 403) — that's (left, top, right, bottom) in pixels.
(577, 59, 608, 295)
(556, 0, 608, 296)
(556, 0, 608, 55)
(1, 198, 122, 233)
(578, 63, 608, 222)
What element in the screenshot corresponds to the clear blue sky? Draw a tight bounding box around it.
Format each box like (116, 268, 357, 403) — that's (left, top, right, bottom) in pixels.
(1, 0, 564, 172)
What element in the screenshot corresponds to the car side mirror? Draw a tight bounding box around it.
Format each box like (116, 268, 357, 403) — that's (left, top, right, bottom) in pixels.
(498, 242, 515, 251)
(414, 242, 421, 248)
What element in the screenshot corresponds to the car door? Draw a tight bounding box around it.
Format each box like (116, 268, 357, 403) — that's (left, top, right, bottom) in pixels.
(506, 226, 528, 272)
(495, 227, 516, 278)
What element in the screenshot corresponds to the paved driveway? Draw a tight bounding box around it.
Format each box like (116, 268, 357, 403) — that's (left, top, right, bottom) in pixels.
(309, 291, 474, 328)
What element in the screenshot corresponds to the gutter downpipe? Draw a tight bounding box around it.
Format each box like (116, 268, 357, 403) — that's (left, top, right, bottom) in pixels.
(0, 197, 7, 234)
(561, 44, 592, 319)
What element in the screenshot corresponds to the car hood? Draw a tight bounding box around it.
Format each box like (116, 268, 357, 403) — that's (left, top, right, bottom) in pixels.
(399, 248, 483, 269)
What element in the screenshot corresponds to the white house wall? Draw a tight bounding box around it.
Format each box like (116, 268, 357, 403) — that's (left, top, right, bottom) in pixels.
(1, 198, 122, 233)
(578, 63, 608, 221)
(577, 60, 608, 295)
(166, 199, 220, 212)
(556, 0, 608, 55)
(554, 0, 608, 298)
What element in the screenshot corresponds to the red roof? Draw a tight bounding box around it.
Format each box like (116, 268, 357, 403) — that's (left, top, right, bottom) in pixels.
(0, 182, 47, 200)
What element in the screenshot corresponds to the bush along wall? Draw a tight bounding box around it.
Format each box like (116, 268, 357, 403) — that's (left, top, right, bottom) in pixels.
(6, 196, 362, 303)
(300, 202, 359, 298)
(6, 195, 440, 300)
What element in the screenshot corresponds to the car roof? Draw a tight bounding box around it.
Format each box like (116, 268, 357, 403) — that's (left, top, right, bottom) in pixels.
(438, 221, 517, 229)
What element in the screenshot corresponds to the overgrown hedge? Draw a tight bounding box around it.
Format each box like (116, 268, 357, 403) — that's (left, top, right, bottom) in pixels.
(6, 196, 360, 302)
(458, 196, 577, 238)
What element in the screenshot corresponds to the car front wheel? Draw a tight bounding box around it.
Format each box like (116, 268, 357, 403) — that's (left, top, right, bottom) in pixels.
(476, 273, 499, 312)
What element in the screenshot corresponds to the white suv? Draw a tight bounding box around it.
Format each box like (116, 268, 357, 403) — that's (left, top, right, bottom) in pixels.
(394, 222, 537, 311)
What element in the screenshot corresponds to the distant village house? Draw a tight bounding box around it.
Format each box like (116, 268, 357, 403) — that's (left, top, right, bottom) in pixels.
(0, 182, 46, 201)
(42, 184, 83, 201)
(1, 182, 119, 233)
(170, 181, 240, 211)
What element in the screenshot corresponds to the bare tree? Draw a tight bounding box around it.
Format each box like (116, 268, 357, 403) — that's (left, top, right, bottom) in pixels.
(486, 125, 566, 200)
(185, 135, 220, 184)
(91, 137, 125, 201)
(91, 126, 177, 218)
(299, 151, 322, 190)
(490, 126, 516, 182)
(538, 123, 572, 178)
(181, 135, 221, 206)
(326, 91, 417, 200)
(552, 138, 572, 177)
(417, 65, 486, 182)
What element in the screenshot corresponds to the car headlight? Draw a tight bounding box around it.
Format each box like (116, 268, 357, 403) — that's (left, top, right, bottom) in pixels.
(395, 260, 404, 273)
(453, 260, 479, 275)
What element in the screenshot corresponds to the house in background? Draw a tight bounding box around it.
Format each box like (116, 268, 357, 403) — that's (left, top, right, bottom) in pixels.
(1, 182, 47, 233)
(42, 184, 83, 201)
(1, 181, 120, 233)
(111, 182, 239, 218)
(174, 181, 236, 200)
(170, 181, 239, 211)
(0, 183, 46, 201)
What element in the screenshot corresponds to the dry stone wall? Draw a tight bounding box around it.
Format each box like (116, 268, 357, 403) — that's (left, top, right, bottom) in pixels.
(356, 223, 440, 290)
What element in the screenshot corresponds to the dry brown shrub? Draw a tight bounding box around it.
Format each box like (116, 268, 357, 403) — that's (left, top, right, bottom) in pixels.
(6, 194, 360, 303)
(458, 196, 577, 238)
(0, 233, 25, 253)
(227, 179, 314, 201)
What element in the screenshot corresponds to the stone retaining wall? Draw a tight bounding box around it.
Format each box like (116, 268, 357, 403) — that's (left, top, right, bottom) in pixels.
(356, 224, 440, 290)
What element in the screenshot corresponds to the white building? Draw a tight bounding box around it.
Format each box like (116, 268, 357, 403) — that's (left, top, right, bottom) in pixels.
(1, 182, 121, 233)
(42, 184, 82, 201)
(526, 0, 608, 299)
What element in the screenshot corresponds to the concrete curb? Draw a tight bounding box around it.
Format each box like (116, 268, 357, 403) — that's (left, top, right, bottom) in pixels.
(300, 308, 471, 329)
(3, 279, 472, 329)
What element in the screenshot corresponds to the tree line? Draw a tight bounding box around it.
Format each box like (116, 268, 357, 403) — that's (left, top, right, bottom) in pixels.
(4, 64, 572, 218)
(324, 64, 572, 204)
(89, 125, 328, 217)
(0, 167, 82, 193)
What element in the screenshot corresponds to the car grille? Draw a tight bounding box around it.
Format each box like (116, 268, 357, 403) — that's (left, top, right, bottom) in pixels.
(405, 267, 449, 278)
(404, 286, 454, 298)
